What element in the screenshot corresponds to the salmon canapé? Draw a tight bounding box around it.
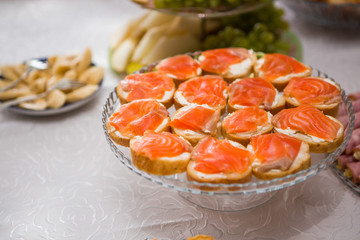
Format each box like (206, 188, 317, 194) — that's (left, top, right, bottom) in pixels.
(272, 104, 344, 152)
(249, 133, 310, 179)
(191, 137, 254, 174)
(170, 105, 221, 145)
(228, 77, 284, 113)
(255, 53, 311, 90)
(131, 132, 192, 160)
(155, 54, 202, 82)
(107, 99, 169, 146)
(130, 132, 193, 175)
(283, 77, 341, 116)
(222, 107, 273, 145)
(174, 75, 228, 112)
(198, 48, 256, 81)
(116, 71, 175, 107)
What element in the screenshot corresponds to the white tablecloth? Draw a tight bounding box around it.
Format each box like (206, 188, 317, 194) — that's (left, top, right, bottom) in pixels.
(1, 1, 360, 239)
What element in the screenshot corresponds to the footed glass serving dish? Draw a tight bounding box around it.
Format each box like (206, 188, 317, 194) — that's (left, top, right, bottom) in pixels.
(133, 0, 272, 18)
(102, 65, 354, 211)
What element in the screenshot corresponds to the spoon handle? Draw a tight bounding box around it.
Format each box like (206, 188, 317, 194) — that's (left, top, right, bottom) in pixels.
(0, 70, 29, 93)
(0, 91, 48, 110)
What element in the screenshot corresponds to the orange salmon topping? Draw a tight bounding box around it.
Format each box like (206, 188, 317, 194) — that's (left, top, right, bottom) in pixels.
(223, 107, 270, 133)
(228, 77, 276, 109)
(283, 77, 341, 105)
(131, 132, 192, 159)
(108, 99, 168, 138)
(156, 55, 201, 80)
(200, 48, 250, 75)
(192, 137, 254, 174)
(272, 104, 341, 141)
(120, 72, 174, 102)
(259, 53, 310, 81)
(177, 75, 227, 107)
(170, 106, 220, 135)
(251, 133, 302, 165)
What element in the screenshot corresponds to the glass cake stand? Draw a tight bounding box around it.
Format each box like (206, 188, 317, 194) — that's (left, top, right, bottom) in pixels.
(133, 0, 272, 18)
(102, 66, 354, 211)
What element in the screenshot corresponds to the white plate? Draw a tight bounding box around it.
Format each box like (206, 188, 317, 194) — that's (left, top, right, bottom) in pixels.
(1, 58, 103, 117)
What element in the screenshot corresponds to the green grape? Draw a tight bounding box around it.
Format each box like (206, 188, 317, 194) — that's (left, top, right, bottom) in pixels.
(259, 31, 275, 44)
(184, 0, 195, 7)
(274, 40, 290, 54)
(253, 23, 268, 34)
(232, 28, 246, 37)
(202, 35, 220, 50)
(232, 37, 250, 48)
(265, 44, 276, 53)
(248, 31, 258, 43)
(209, 0, 221, 8)
(251, 42, 265, 52)
(202, 2, 290, 55)
(221, 4, 289, 33)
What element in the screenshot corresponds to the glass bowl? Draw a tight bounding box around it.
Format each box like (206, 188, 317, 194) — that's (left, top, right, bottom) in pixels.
(102, 67, 354, 211)
(133, 0, 272, 18)
(281, 0, 360, 30)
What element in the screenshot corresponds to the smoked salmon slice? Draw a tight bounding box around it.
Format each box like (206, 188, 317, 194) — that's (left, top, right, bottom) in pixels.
(223, 107, 271, 133)
(249, 133, 311, 179)
(199, 48, 255, 81)
(250, 133, 303, 172)
(130, 132, 192, 160)
(255, 53, 311, 89)
(272, 104, 341, 141)
(283, 77, 341, 106)
(155, 54, 201, 82)
(170, 105, 220, 136)
(107, 99, 169, 139)
(175, 75, 228, 110)
(117, 71, 174, 103)
(228, 77, 281, 112)
(191, 137, 254, 174)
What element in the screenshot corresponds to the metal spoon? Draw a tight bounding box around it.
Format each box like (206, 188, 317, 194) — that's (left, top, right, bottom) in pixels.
(0, 79, 85, 110)
(0, 59, 48, 93)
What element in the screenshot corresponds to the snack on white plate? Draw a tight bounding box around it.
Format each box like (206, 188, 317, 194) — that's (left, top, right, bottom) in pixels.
(46, 89, 67, 109)
(106, 99, 170, 147)
(198, 48, 256, 83)
(283, 76, 341, 117)
(0, 48, 103, 111)
(272, 104, 344, 153)
(66, 84, 99, 103)
(227, 77, 285, 114)
(222, 106, 273, 146)
(130, 131, 192, 175)
(248, 133, 311, 180)
(170, 105, 221, 146)
(116, 71, 175, 108)
(254, 53, 312, 90)
(187, 137, 254, 184)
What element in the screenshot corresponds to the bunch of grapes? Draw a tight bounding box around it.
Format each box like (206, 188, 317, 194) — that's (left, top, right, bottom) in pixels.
(202, 3, 290, 54)
(154, 0, 268, 9)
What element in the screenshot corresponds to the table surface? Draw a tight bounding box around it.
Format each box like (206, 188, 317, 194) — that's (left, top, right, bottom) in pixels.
(1, 1, 360, 239)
